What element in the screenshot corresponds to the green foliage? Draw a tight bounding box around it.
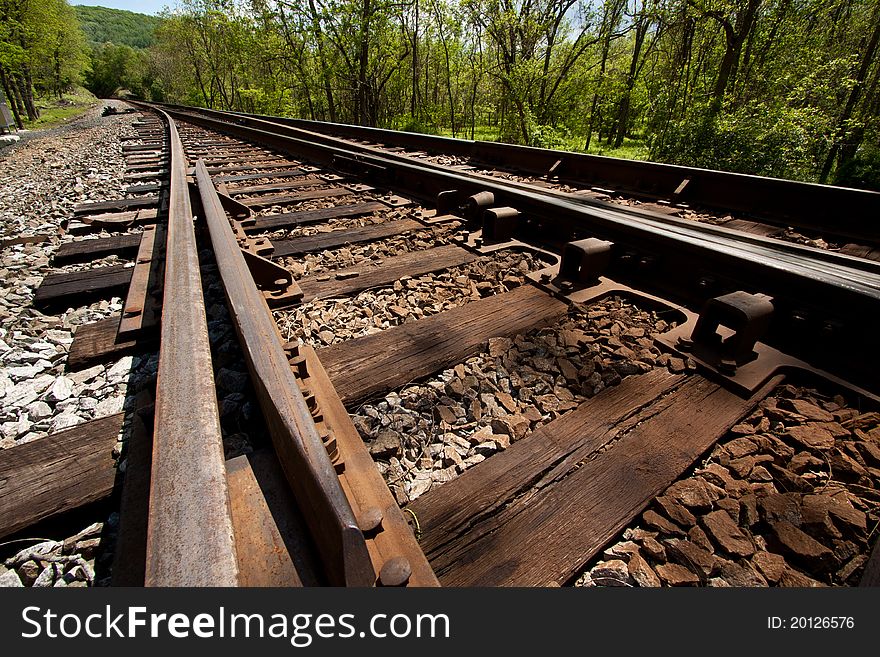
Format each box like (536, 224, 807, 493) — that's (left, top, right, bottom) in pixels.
(135, 0, 880, 189)
(654, 100, 833, 180)
(0, 0, 91, 120)
(835, 144, 880, 191)
(73, 5, 163, 49)
(24, 85, 97, 128)
(85, 43, 152, 98)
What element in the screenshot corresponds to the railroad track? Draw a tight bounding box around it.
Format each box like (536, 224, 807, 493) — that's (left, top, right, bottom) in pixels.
(2, 103, 879, 588)
(162, 103, 880, 256)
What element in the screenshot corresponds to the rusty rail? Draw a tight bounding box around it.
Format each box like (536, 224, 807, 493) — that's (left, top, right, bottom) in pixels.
(145, 111, 239, 586)
(193, 158, 375, 586)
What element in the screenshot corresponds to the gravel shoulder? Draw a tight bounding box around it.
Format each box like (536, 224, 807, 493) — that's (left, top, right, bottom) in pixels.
(0, 101, 155, 587)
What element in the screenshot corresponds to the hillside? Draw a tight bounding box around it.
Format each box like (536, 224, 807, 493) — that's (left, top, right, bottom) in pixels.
(74, 5, 162, 48)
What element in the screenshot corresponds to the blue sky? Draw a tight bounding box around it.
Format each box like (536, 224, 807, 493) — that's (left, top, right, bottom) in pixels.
(74, 1, 173, 16)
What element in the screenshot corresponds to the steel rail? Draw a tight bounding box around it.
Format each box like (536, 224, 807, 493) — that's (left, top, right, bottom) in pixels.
(154, 104, 880, 276)
(145, 111, 239, 586)
(155, 106, 880, 388)
(193, 159, 375, 586)
(161, 107, 880, 295)
(239, 110, 880, 246)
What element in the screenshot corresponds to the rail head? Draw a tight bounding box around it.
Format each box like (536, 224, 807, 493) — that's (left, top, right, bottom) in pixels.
(193, 157, 375, 586)
(145, 110, 239, 587)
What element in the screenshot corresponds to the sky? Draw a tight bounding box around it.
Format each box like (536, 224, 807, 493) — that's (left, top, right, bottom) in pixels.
(74, 1, 173, 16)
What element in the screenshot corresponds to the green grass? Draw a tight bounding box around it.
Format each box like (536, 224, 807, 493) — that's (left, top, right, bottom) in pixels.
(435, 125, 651, 161)
(23, 86, 100, 130)
(583, 134, 650, 160)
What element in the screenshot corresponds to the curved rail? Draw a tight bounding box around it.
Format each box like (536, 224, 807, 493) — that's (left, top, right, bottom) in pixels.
(154, 103, 880, 275)
(152, 103, 880, 389)
(246, 111, 880, 245)
(146, 109, 239, 586)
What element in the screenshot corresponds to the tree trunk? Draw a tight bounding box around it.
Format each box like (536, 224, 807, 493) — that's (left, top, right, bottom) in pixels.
(586, 0, 624, 150)
(821, 1, 880, 182)
(17, 72, 38, 121)
(711, 0, 762, 109)
(0, 67, 24, 129)
(612, 14, 649, 148)
(411, 0, 419, 121)
(356, 0, 372, 125)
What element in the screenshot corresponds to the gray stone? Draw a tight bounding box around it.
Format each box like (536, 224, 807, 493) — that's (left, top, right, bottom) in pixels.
(69, 365, 104, 385)
(0, 568, 24, 587)
(32, 564, 57, 588)
(3, 382, 40, 407)
(94, 396, 123, 417)
(6, 364, 43, 379)
(48, 376, 74, 401)
(26, 401, 52, 420)
(0, 373, 12, 397)
(216, 368, 248, 393)
(106, 356, 133, 382)
(50, 412, 83, 432)
(408, 476, 432, 499)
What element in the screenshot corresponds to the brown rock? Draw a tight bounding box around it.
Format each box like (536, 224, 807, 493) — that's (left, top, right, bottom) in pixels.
(758, 493, 802, 526)
(489, 414, 530, 441)
(814, 421, 850, 438)
(655, 563, 699, 586)
(728, 456, 757, 478)
(688, 525, 714, 553)
(16, 560, 40, 586)
(640, 536, 667, 561)
(855, 439, 880, 466)
(435, 405, 457, 425)
(602, 541, 641, 562)
(495, 392, 518, 414)
(665, 478, 723, 510)
(590, 560, 634, 587)
(557, 358, 579, 382)
(627, 552, 661, 587)
(697, 463, 736, 489)
(655, 496, 696, 527)
(703, 510, 754, 557)
(837, 555, 867, 583)
(750, 483, 778, 498)
(642, 510, 685, 536)
(800, 495, 842, 541)
(666, 539, 715, 578)
(831, 539, 859, 563)
(724, 436, 759, 457)
(789, 451, 825, 473)
(785, 424, 836, 450)
(804, 493, 866, 534)
(828, 449, 869, 480)
(369, 432, 401, 459)
(740, 494, 759, 527)
(768, 464, 811, 492)
(752, 551, 787, 583)
(778, 568, 826, 587)
(781, 399, 835, 422)
(748, 465, 773, 482)
(717, 497, 741, 523)
(715, 558, 768, 587)
(730, 423, 757, 436)
(769, 520, 835, 570)
(487, 337, 512, 357)
(754, 434, 796, 460)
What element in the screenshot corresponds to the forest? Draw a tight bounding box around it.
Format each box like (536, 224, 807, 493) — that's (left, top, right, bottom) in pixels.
(0, 0, 89, 123)
(1, 0, 879, 189)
